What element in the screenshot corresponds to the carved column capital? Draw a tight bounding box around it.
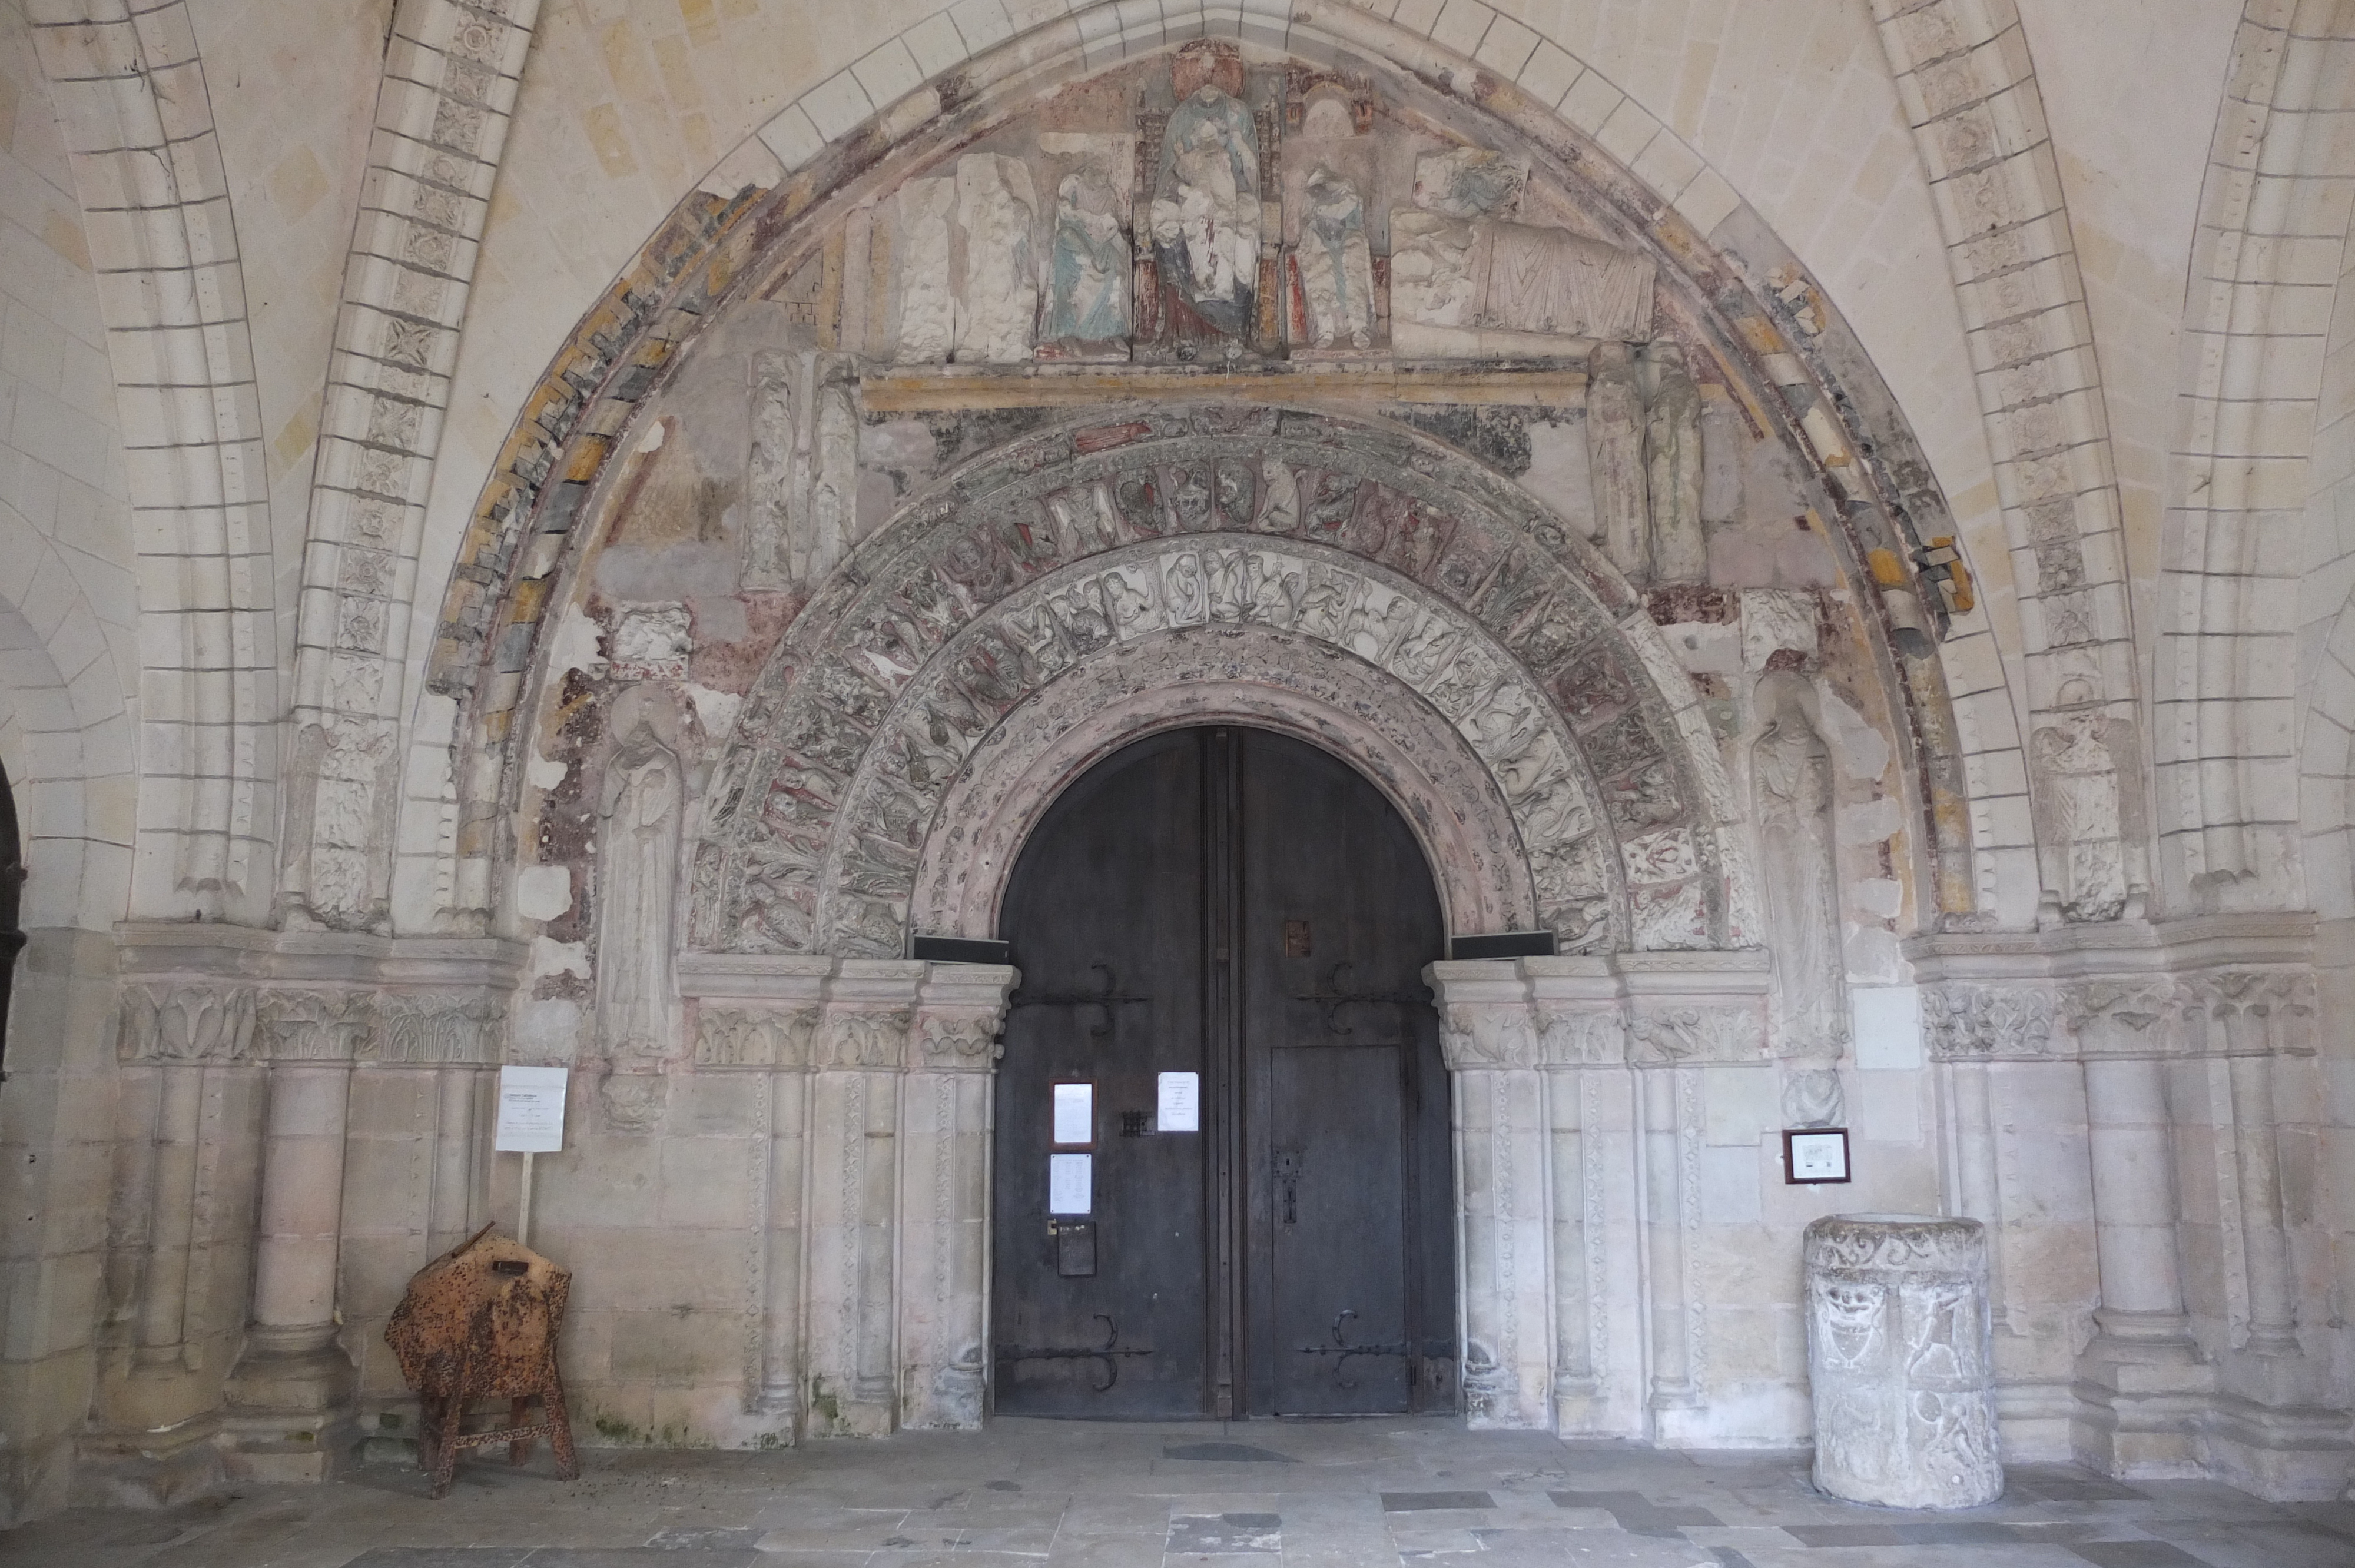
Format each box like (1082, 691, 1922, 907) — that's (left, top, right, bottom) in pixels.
(2061, 978, 2191, 1059)
(1441, 1002, 1539, 1070)
(1921, 981, 2059, 1061)
(1626, 1005, 1767, 1066)
(694, 1005, 822, 1068)
(117, 982, 259, 1064)
(254, 988, 376, 1062)
(367, 989, 505, 1064)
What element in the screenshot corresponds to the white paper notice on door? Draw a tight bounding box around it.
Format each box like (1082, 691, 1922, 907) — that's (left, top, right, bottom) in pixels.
(1052, 1082, 1093, 1145)
(495, 1065, 569, 1152)
(1157, 1071, 1200, 1132)
(1049, 1152, 1092, 1214)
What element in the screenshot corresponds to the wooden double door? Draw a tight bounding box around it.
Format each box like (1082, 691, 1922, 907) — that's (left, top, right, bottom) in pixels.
(991, 726, 1456, 1418)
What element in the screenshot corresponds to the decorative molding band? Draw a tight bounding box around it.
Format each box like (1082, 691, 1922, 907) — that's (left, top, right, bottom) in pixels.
(1870, 0, 2145, 921)
(279, 0, 542, 933)
(28, 2, 279, 921)
(113, 922, 524, 1065)
(2161, 0, 2355, 909)
(1428, 953, 1770, 1069)
(681, 958, 1018, 1073)
(1907, 912, 2317, 1060)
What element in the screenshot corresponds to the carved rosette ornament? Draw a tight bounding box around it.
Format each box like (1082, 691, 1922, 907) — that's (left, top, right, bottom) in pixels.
(1804, 1215, 2001, 1510)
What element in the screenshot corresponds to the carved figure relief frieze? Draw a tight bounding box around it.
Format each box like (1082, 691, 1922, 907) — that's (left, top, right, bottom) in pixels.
(688, 410, 1737, 961)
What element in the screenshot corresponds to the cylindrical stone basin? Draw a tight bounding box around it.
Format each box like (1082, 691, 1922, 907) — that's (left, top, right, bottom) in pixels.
(1803, 1214, 2001, 1509)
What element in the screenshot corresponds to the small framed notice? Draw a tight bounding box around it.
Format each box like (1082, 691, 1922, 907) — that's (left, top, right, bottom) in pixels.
(1783, 1127, 1852, 1185)
(496, 1065, 569, 1153)
(1052, 1082, 1094, 1146)
(1049, 1152, 1093, 1215)
(1157, 1071, 1200, 1133)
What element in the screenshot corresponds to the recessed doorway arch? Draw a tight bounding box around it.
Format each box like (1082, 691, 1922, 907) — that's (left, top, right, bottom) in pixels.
(991, 724, 1454, 1419)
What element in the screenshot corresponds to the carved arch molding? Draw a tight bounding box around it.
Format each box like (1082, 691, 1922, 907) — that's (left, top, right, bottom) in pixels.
(691, 404, 1756, 959)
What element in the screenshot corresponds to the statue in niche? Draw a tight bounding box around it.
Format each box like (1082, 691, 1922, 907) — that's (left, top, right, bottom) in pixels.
(1754, 695, 1849, 1062)
(745, 353, 794, 589)
(1391, 145, 1656, 357)
(744, 354, 856, 590)
(1149, 42, 1261, 343)
(1586, 342, 1649, 580)
(1045, 165, 1129, 350)
(597, 709, 683, 1064)
(1644, 343, 1707, 582)
(2031, 681, 2128, 923)
(1293, 166, 1374, 350)
(953, 154, 1037, 364)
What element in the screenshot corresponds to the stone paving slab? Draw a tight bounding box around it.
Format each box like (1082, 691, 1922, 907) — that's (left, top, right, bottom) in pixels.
(1, 1421, 2349, 1568)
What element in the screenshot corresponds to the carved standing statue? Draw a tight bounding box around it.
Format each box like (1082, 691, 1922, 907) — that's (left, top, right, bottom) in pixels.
(2031, 683, 2128, 923)
(1046, 165, 1130, 350)
(1295, 165, 1374, 350)
(597, 719, 683, 1062)
(1586, 342, 1649, 581)
(1150, 44, 1261, 343)
(1644, 343, 1706, 582)
(1754, 698, 1848, 1062)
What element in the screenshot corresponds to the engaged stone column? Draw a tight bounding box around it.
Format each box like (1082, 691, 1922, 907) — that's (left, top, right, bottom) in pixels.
(1429, 961, 1552, 1430)
(897, 962, 1016, 1430)
(1805, 1215, 2001, 1509)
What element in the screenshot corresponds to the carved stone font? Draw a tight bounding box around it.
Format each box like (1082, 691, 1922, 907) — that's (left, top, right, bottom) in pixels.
(1805, 1215, 2001, 1509)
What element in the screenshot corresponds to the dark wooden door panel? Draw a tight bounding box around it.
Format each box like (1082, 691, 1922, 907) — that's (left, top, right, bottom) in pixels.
(993, 732, 1208, 1416)
(1269, 1042, 1409, 1413)
(992, 726, 1452, 1420)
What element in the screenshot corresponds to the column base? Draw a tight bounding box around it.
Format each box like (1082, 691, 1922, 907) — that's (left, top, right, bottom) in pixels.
(2200, 1391, 2353, 1502)
(1993, 1378, 2079, 1463)
(71, 1412, 225, 1508)
(2071, 1323, 2215, 1479)
(220, 1330, 359, 1480)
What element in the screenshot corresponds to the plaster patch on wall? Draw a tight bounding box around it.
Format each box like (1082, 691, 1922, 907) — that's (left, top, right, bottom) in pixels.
(1850, 877, 1903, 919)
(528, 753, 568, 791)
(1843, 925, 1903, 986)
(531, 936, 590, 981)
(516, 864, 573, 922)
(1816, 686, 1889, 783)
(685, 683, 742, 740)
(511, 998, 585, 1067)
(1850, 985, 1922, 1069)
(1839, 795, 1905, 845)
(546, 603, 605, 682)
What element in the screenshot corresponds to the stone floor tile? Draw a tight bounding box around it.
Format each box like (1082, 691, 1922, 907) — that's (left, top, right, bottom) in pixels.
(2065, 1544, 2217, 1568)
(2118, 1519, 2355, 1568)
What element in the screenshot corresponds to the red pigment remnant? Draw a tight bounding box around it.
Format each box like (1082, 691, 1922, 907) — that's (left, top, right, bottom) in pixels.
(689, 591, 801, 690)
(1075, 421, 1155, 454)
(1647, 584, 1736, 625)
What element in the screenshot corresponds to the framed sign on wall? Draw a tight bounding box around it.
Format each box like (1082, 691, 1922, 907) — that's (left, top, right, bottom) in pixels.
(1783, 1128, 1852, 1185)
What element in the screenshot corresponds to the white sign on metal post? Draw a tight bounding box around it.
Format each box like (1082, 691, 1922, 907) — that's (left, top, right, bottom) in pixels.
(495, 1066, 569, 1153)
